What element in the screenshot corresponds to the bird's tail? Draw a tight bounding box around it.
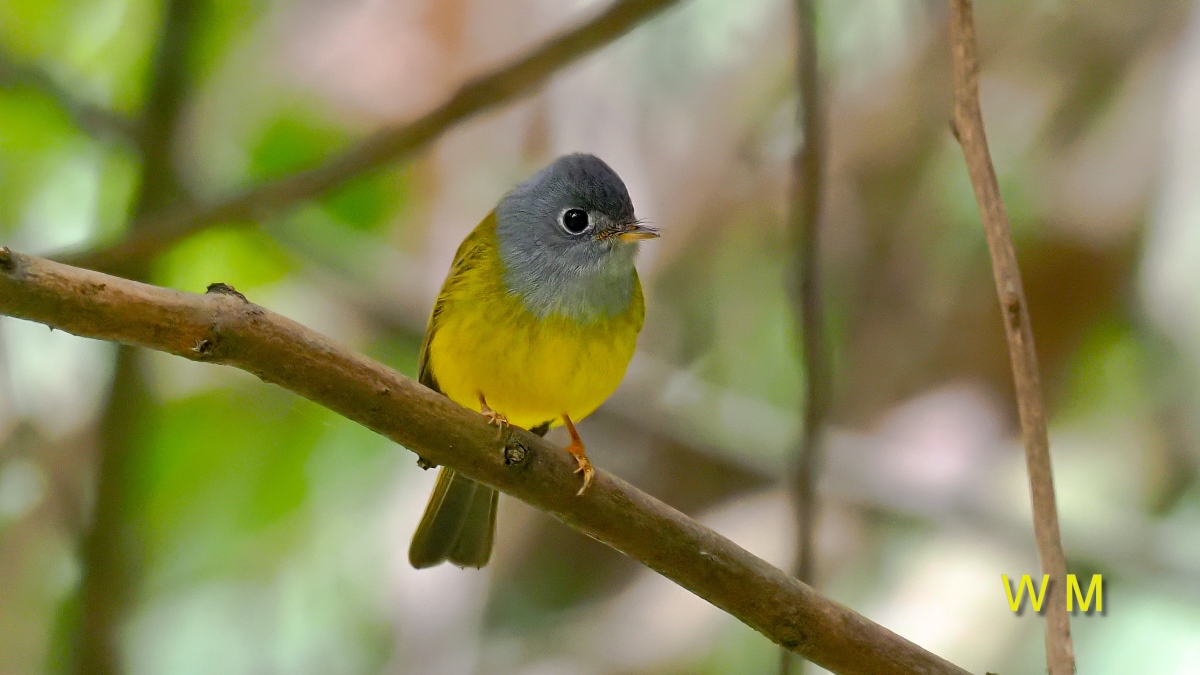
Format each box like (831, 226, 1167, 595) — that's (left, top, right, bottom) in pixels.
(408, 468, 498, 569)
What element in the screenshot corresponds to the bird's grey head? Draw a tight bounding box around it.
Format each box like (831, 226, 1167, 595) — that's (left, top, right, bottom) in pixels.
(495, 154, 657, 320)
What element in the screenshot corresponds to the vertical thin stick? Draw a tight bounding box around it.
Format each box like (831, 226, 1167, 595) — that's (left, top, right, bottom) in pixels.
(780, 0, 829, 673)
(73, 2, 200, 673)
(947, 1, 1075, 673)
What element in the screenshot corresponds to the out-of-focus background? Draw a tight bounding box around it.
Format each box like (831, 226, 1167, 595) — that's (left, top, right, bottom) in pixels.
(2, 0, 1200, 673)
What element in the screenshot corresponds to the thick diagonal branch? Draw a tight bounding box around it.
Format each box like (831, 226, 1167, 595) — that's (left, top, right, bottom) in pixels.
(0, 249, 973, 675)
(947, 2, 1075, 674)
(57, 0, 682, 274)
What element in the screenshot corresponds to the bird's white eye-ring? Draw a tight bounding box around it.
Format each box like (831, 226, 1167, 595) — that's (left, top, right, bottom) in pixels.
(559, 208, 590, 235)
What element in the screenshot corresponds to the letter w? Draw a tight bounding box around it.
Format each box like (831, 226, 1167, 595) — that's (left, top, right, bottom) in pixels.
(1003, 574, 1049, 612)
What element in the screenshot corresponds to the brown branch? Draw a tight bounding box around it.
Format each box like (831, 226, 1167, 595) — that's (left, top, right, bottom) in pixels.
(0, 248, 975, 675)
(272, 255, 1200, 598)
(74, 3, 203, 673)
(781, 1, 830, 673)
(278, 242, 1200, 598)
(947, 2, 1075, 674)
(56, 0, 683, 274)
(0, 46, 136, 144)
(128, 0, 200, 219)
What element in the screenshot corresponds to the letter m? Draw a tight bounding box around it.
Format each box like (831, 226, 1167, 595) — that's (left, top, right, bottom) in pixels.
(1068, 574, 1102, 612)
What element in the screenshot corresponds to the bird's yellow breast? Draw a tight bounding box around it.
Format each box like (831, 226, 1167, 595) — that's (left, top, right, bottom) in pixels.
(424, 219, 644, 430)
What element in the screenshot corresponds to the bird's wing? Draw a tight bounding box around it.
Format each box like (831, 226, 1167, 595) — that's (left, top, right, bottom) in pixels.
(417, 213, 496, 394)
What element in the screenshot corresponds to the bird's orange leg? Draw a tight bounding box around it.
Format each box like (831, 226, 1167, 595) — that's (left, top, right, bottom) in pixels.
(478, 395, 508, 435)
(561, 415, 594, 496)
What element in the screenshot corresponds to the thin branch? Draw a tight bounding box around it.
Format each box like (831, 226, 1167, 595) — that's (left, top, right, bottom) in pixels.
(781, 1, 830, 673)
(128, 0, 200, 219)
(74, 2, 203, 673)
(947, 2, 1075, 674)
(0, 248, 974, 675)
(0, 46, 136, 144)
(56, 0, 683, 274)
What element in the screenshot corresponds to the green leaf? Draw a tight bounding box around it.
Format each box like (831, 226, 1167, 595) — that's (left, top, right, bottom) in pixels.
(0, 89, 86, 231)
(249, 114, 347, 180)
(131, 387, 325, 585)
(190, 0, 264, 82)
(250, 114, 408, 232)
(151, 225, 293, 293)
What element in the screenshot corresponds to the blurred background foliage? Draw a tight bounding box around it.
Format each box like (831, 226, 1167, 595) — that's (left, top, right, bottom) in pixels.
(2, 0, 1200, 673)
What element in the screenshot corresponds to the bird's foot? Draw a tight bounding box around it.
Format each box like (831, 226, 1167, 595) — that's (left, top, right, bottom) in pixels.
(479, 398, 508, 437)
(565, 440, 594, 496)
(481, 407, 508, 428)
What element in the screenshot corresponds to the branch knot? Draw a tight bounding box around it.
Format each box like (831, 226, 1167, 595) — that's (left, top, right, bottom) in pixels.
(206, 282, 247, 302)
(504, 437, 529, 466)
(192, 338, 213, 357)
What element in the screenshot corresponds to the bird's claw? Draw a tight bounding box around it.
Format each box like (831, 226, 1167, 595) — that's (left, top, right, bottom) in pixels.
(572, 453, 594, 496)
(479, 400, 508, 440)
(561, 416, 593, 496)
(481, 408, 508, 429)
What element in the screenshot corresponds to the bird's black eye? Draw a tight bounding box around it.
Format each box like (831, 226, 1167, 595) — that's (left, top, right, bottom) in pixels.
(560, 208, 589, 235)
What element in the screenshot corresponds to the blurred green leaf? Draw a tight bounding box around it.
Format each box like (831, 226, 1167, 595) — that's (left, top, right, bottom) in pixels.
(250, 114, 407, 232)
(707, 226, 803, 408)
(131, 387, 325, 586)
(0, 88, 81, 228)
(249, 115, 348, 181)
(0, 0, 164, 114)
(73, 0, 161, 114)
(151, 225, 293, 293)
(91, 146, 138, 241)
(0, 0, 73, 56)
(323, 171, 406, 233)
(190, 0, 263, 83)
(365, 333, 423, 381)
(1060, 319, 1145, 422)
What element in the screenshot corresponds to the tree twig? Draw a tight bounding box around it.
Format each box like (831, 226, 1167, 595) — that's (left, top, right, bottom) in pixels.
(0, 45, 136, 144)
(0, 248, 975, 675)
(128, 0, 199, 220)
(56, 0, 683, 275)
(947, 2, 1075, 673)
(781, 1, 830, 673)
(73, 2, 202, 673)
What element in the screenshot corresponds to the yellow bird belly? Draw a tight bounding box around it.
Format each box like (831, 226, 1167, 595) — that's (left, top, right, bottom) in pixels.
(427, 291, 641, 430)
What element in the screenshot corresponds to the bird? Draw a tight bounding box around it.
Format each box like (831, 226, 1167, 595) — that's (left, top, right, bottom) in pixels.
(408, 153, 657, 569)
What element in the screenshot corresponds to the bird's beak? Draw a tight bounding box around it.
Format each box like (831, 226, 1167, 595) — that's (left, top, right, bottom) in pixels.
(616, 222, 659, 242)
